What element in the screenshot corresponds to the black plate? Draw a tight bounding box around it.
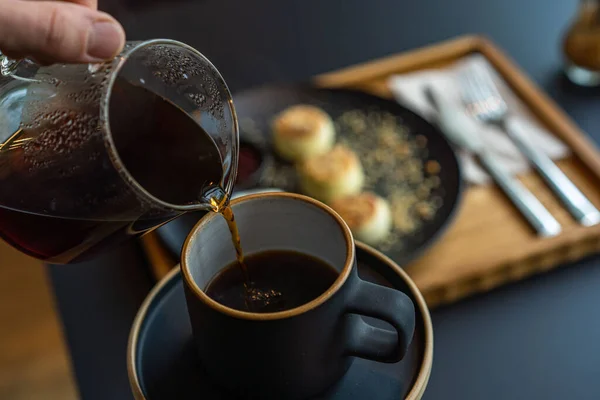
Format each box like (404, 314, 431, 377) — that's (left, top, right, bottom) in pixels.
(156, 84, 462, 266)
(128, 243, 432, 399)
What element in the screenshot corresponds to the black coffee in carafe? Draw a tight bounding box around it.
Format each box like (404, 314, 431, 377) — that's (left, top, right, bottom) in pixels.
(0, 78, 224, 263)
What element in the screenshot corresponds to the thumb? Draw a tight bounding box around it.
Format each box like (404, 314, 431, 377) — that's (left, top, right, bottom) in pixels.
(0, 0, 125, 64)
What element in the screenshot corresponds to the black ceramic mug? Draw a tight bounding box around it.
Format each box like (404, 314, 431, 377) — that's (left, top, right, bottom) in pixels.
(181, 192, 416, 399)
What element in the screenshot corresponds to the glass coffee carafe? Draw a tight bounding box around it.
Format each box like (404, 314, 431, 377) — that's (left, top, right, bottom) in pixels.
(0, 39, 239, 264)
(563, 0, 600, 86)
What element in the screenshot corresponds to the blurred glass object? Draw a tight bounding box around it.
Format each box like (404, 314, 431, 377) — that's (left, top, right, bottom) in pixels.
(0, 78, 26, 141)
(563, 0, 600, 86)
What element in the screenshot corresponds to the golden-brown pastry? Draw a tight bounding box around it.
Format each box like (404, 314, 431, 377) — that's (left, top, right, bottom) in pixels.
(271, 105, 335, 162)
(298, 144, 364, 204)
(330, 192, 392, 246)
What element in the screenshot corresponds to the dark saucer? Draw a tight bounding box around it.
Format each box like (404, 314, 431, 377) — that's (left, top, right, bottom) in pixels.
(127, 242, 433, 400)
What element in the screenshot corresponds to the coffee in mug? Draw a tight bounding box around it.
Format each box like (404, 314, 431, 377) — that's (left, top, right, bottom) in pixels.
(205, 249, 338, 313)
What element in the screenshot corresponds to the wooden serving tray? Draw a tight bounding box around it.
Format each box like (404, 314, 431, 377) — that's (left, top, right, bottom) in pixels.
(144, 35, 600, 309)
(315, 35, 600, 307)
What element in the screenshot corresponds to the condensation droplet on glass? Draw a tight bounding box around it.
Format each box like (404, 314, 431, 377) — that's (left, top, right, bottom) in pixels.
(48, 77, 61, 87)
(88, 63, 102, 74)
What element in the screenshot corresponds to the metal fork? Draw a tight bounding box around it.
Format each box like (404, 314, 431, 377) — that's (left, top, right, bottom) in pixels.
(460, 65, 600, 227)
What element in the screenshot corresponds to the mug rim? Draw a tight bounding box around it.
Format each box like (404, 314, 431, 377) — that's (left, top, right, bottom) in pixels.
(180, 192, 355, 321)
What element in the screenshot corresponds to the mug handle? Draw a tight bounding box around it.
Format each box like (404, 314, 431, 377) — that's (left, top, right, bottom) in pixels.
(344, 277, 416, 363)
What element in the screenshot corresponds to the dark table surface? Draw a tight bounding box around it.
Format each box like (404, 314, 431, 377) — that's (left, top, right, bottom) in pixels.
(48, 0, 600, 399)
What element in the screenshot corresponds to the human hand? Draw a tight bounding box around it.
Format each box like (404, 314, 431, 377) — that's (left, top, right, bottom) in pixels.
(0, 0, 125, 64)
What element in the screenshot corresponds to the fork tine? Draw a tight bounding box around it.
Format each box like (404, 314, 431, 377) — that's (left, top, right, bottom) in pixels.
(473, 64, 501, 102)
(470, 67, 487, 101)
(462, 62, 509, 119)
(458, 67, 475, 100)
(457, 68, 472, 98)
(473, 69, 496, 116)
(470, 65, 492, 102)
(460, 67, 487, 117)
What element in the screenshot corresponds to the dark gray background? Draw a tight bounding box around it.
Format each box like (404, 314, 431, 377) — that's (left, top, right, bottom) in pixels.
(49, 1, 600, 399)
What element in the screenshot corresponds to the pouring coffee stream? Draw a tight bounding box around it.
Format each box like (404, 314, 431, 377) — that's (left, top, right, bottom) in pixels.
(204, 186, 254, 303)
(204, 186, 285, 312)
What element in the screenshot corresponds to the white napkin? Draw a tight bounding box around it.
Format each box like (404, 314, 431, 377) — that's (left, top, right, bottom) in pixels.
(388, 54, 570, 185)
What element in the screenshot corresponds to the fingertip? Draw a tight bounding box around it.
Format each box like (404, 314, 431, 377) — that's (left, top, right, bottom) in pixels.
(84, 14, 125, 61)
(0, 1, 126, 64)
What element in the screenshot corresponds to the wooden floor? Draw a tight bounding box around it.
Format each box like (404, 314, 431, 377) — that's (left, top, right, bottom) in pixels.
(0, 241, 78, 399)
